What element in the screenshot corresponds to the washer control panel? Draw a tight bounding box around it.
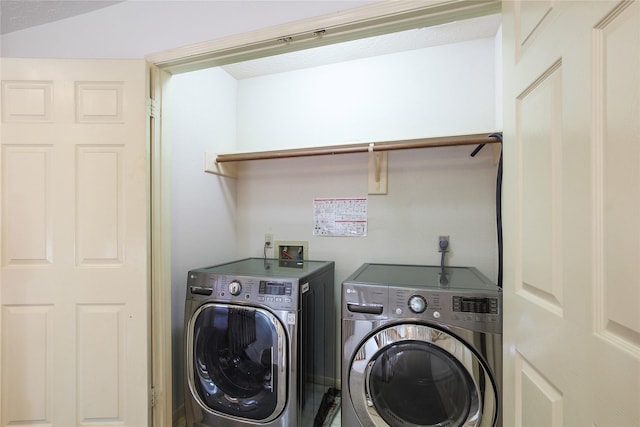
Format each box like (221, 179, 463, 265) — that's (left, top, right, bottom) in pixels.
(228, 280, 242, 296)
(187, 272, 298, 310)
(259, 280, 293, 297)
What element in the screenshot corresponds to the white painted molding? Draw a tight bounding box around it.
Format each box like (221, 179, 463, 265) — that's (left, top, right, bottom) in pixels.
(146, 0, 500, 74)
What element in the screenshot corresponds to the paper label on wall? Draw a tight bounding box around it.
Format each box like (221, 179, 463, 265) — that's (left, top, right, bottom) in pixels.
(313, 197, 367, 237)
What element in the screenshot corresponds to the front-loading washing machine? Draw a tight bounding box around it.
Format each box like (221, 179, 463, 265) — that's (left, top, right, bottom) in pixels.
(184, 258, 336, 427)
(342, 263, 502, 427)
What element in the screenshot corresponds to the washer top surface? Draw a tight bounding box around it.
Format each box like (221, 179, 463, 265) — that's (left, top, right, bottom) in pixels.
(345, 263, 498, 292)
(191, 257, 333, 279)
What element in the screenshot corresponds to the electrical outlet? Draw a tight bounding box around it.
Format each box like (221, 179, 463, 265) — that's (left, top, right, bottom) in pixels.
(438, 235, 449, 252)
(264, 233, 273, 247)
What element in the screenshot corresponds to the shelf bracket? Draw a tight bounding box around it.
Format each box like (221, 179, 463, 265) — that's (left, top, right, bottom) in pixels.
(205, 151, 237, 178)
(368, 144, 387, 195)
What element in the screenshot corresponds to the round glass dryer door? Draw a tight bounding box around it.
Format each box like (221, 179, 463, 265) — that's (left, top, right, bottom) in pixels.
(187, 303, 287, 422)
(349, 324, 497, 427)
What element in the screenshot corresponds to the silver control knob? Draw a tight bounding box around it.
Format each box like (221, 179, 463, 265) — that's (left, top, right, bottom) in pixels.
(228, 280, 242, 296)
(408, 295, 427, 313)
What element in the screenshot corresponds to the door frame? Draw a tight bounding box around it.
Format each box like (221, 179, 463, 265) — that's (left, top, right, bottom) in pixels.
(144, 0, 501, 423)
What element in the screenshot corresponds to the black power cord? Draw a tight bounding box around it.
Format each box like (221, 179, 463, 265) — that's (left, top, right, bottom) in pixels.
(471, 133, 503, 288)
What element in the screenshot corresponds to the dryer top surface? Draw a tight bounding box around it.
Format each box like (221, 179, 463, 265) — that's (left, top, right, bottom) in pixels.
(344, 263, 499, 293)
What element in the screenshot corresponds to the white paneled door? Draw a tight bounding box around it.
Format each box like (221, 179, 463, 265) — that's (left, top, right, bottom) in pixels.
(0, 59, 149, 426)
(503, 1, 640, 426)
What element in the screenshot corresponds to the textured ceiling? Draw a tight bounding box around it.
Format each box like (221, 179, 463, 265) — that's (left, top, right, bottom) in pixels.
(0, 0, 123, 35)
(0, 1, 501, 79)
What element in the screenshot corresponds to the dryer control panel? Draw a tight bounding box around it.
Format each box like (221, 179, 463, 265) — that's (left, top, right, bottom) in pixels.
(389, 287, 501, 333)
(343, 282, 501, 334)
(452, 295, 499, 314)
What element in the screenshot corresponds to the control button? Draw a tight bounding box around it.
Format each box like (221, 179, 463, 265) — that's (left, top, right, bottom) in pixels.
(258, 296, 265, 302)
(228, 280, 242, 296)
(408, 295, 427, 314)
(433, 311, 441, 319)
(276, 297, 282, 302)
(395, 308, 402, 315)
(285, 298, 292, 303)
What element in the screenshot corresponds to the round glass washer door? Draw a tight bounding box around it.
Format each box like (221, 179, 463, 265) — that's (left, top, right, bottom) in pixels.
(348, 323, 497, 427)
(187, 303, 287, 422)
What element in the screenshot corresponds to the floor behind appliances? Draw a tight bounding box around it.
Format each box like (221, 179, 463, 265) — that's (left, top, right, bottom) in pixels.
(184, 258, 337, 427)
(342, 263, 502, 427)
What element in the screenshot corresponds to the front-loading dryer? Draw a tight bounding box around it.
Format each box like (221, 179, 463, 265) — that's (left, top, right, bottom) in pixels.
(184, 258, 336, 427)
(342, 263, 502, 427)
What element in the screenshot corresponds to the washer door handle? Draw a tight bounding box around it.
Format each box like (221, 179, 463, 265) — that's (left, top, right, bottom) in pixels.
(347, 303, 383, 315)
(190, 286, 213, 295)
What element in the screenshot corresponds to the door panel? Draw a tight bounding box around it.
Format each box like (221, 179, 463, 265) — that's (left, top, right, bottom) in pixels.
(0, 58, 148, 427)
(595, 0, 640, 354)
(3, 145, 53, 265)
(518, 59, 563, 313)
(503, 1, 640, 426)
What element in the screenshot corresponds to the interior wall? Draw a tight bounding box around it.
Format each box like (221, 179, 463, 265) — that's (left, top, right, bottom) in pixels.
(236, 146, 499, 285)
(494, 24, 503, 130)
(236, 38, 497, 151)
(234, 36, 499, 284)
(167, 67, 239, 412)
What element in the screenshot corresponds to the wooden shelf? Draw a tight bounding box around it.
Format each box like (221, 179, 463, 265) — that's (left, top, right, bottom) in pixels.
(206, 132, 502, 191)
(214, 132, 502, 163)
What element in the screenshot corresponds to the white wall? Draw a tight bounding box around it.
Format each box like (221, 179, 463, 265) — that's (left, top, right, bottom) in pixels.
(236, 146, 499, 286)
(236, 38, 497, 150)
(494, 24, 503, 130)
(234, 36, 499, 284)
(167, 67, 239, 411)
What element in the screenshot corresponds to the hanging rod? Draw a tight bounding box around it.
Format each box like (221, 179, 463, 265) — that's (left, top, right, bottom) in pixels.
(215, 133, 502, 163)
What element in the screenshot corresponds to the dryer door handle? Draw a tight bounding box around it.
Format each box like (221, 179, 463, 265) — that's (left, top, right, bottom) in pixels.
(347, 303, 383, 315)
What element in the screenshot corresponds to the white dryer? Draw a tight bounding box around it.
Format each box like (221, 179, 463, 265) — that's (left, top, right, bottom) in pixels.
(342, 263, 502, 427)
